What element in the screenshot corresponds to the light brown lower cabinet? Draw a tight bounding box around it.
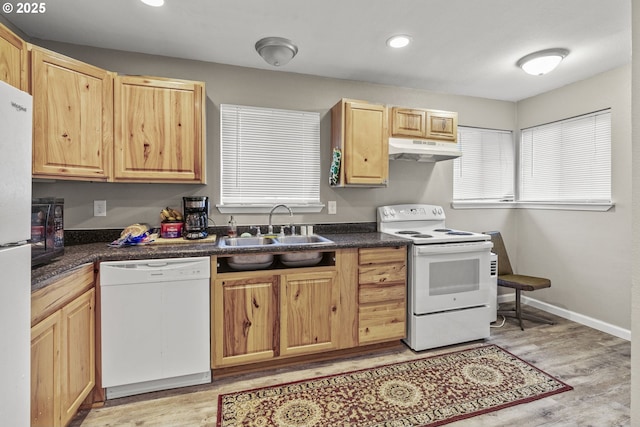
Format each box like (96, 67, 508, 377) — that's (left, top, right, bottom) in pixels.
(280, 271, 339, 357)
(31, 264, 95, 427)
(211, 247, 405, 370)
(211, 268, 342, 368)
(211, 250, 359, 369)
(358, 246, 407, 344)
(31, 310, 61, 427)
(60, 289, 96, 426)
(212, 273, 279, 367)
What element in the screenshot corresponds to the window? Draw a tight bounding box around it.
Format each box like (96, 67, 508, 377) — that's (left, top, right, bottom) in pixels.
(519, 110, 611, 203)
(453, 127, 514, 201)
(219, 104, 322, 213)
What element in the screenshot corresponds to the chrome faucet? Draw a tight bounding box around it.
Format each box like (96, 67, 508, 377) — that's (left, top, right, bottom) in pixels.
(268, 204, 293, 234)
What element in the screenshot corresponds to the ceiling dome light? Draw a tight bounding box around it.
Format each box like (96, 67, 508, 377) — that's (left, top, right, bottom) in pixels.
(140, 0, 164, 7)
(255, 37, 299, 67)
(140, 0, 164, 6)
(516, 48, 569, 76)
(386, 35, 412, 49)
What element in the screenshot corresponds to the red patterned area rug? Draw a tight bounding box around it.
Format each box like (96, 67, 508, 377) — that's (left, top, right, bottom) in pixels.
(217, 344, 572, 427)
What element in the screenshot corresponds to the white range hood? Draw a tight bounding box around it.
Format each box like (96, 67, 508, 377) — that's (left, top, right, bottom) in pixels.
(388, 137, 462, 162)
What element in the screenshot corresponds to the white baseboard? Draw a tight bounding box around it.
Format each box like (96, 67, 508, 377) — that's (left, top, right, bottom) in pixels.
(497, 293, 631, 341)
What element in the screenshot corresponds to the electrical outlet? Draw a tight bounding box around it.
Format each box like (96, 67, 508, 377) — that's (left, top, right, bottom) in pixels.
(94, 200, 107, 217)
(328, 200, 337, 215)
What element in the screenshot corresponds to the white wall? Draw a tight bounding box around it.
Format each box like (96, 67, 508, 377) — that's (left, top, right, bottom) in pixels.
(515, 66, 632, 330)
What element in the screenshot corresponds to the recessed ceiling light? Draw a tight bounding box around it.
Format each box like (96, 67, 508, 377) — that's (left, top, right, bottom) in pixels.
(140, 0, 164, 7)
(386, 35, 412, 49)
(516, 48, 569, 76)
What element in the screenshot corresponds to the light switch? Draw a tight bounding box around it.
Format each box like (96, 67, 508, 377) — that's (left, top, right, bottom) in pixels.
(328, 200, 337, 215)
(94, 200, 107, 217)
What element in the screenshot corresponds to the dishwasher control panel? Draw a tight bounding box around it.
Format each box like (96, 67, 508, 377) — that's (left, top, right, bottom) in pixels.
(100, 257, 211, 286)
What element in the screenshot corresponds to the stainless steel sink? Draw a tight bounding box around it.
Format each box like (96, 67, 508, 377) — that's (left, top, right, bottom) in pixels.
(227, 253, 274, 270)
(280, 251, 324, 267)
(276, 235, 333, 267)
(219, 234, 333, 270)
(275, 235, 333, 245)
(218, 236, 277, 247)
(218, 237, 276, 270)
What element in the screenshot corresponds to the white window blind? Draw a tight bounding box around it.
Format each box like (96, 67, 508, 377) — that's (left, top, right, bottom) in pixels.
(519, 110, 611, 203)
(453, 127, 514, 201)
(220, 104, 321, 207)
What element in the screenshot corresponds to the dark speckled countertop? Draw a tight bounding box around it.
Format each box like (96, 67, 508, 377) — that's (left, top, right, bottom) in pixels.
(31, 228, 410, 292)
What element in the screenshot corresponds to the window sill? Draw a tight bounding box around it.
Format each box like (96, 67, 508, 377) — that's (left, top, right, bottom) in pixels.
(216, 203, 325, 214)
(451, 201, 614, 212)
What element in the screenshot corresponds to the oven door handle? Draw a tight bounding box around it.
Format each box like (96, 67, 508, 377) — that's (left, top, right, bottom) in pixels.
(414, 241, 493, 255)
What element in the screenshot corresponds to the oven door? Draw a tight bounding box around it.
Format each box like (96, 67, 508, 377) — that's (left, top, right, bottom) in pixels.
(410, 241, 493, 315)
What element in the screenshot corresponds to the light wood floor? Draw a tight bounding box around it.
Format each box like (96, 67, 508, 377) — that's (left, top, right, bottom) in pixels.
(70, 307, 630, 427)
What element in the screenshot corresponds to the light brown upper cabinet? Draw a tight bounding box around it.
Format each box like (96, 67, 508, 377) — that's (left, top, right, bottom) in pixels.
(31, 46, 113, 181)
(391, 107, 458, 143)
(0, 23, 27, 91)
(114, 76, 206, 183)
(391, 107, 426, 138)
(331, 99, 388, 187)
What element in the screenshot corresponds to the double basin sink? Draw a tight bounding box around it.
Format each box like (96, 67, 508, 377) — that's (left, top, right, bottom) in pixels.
(218, 235, 334, 270)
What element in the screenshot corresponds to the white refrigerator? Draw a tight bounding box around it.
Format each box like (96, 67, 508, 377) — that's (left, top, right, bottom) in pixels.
(0, 80, 33, 426)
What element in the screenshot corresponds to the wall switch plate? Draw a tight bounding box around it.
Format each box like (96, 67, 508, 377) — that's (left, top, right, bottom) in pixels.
(94, 200, 107, 217)
(328, 200, 337, 215)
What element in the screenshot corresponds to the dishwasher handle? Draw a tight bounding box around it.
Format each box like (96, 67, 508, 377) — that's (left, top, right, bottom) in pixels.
(145, 261, 169, 267)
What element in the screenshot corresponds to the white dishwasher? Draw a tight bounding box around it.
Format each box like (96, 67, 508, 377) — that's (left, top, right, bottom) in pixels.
(100, 256, 211, 399)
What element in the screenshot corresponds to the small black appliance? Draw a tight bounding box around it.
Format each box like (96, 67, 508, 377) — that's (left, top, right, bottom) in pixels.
(182, 196, 208, 239)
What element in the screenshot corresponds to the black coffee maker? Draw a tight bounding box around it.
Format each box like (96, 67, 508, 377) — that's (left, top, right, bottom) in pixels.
(183, 196, 209, 239)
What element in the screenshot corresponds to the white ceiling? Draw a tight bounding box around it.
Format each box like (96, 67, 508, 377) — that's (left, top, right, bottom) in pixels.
(4, 0, 631, 102)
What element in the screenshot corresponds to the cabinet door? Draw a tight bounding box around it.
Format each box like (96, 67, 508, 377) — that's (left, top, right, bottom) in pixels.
(0, 23, 27, 91)
(114, 76, 206, 183)
(31, 311, 61, 427)
(31, 47, 113, 181)
(60, 289, 95, 427)
(344, 101, 388, 185)
(391, 107, 426, 138)
(212, 275, 279, 367)
(280, 271, 339, 356)
(426, 110, 458, 142)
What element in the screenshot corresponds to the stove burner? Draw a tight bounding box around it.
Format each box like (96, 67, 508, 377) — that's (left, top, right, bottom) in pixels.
(447, 231, 473, 236)
(412, 234, 433, 238)
(433, 228, 451, 232)
(397, 231, 420, 235)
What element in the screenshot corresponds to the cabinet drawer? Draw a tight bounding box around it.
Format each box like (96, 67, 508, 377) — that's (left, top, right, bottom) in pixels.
(358, 301, 406, 344)
(359, 246, 406, 265)
(359, 282, 405, 304)
(358, 263, 406, 285)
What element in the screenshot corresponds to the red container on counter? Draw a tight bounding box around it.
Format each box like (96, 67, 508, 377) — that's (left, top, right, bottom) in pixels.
(160, 222, 183, 238)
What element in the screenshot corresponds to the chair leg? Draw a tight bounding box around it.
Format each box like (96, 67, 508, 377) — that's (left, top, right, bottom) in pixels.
(520, 312, 555, 326)
(515, 289, 524, 331)
(497, 289, 555, 330)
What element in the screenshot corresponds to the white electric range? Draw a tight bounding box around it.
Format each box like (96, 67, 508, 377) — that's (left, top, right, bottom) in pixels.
(378, 204, 497, 351)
